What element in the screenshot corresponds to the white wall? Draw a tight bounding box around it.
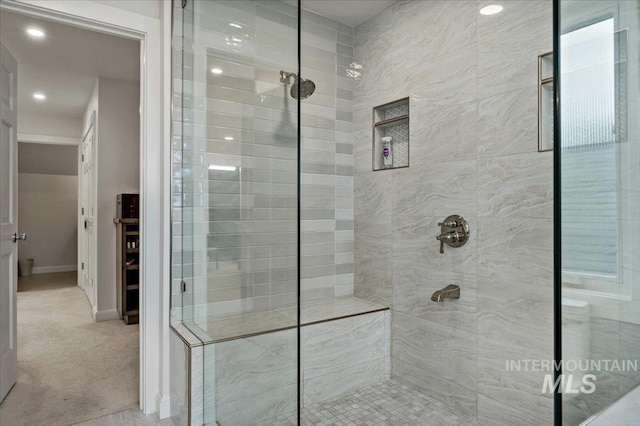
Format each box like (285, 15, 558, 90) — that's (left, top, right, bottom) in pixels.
(97, 77, 140, 316)
(93, 0, 160, 19)
(81, 76, 140, 317)
(19, 142, 78, 175)
(18, 111, 82, 138)
(18, 173, 78, 273)
(83, 79, 99, 136)
(18, 142, 79, 273)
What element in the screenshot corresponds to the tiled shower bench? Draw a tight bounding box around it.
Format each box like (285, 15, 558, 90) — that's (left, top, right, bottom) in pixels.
(170, 297, 390, 425)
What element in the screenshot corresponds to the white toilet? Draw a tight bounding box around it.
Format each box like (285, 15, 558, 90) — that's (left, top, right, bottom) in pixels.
(562, 297, 591, 397)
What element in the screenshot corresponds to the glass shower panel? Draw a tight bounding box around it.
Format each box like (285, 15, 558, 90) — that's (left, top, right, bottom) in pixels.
(560, 0, 640, 424)
(179, 0, 198, 328)
(178, 0, 301, 424)
(171, 0, 185, 325)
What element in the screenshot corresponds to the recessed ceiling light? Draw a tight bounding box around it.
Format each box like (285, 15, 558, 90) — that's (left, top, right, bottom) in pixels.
(209, 165, 237, 171)
(229, 22, 243, 29)
(33, 92, 46, 100)
(26, 28, 45, 38)
(480, 4, 503, 15)
(211, 68, 223, 75)
(224, 136, 234, 141)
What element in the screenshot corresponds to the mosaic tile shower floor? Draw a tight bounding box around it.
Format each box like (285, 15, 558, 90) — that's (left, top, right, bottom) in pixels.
(260, 380, 478, 426)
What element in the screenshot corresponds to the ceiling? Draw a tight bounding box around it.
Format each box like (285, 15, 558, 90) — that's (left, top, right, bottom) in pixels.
(0, 10, 139, 119)
(297, 0, 396, 27)
(0, 1, 392, 120)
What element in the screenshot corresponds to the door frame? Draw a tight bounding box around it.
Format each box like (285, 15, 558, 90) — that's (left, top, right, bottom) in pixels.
(0, 0, 171, 416)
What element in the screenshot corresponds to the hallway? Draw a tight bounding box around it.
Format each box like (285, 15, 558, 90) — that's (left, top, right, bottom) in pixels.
(0, 272, 139, 425)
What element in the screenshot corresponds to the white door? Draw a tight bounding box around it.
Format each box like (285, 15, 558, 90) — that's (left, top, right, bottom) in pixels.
(79, 119, 96, 306)
(0, 43, 18, 403)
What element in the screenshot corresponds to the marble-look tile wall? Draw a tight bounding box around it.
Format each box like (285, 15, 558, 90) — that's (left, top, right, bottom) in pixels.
(169, 329, 188, 425)
(353, 0, 553, 422)
(181, 311, 388, 425)
(301, 310, 389, 405)
(211, 329, 298, 425)
(171, 1, 356, 325)
(169, 324, 206, 426)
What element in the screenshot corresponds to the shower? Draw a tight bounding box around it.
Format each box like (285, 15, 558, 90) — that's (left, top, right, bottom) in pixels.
(172, 0, 640, 424)
(280, 70, 316, 99)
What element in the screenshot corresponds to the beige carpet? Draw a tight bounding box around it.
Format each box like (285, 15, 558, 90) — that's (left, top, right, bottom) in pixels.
(0, 272, 139, 426)
(16, 271, 81, 292)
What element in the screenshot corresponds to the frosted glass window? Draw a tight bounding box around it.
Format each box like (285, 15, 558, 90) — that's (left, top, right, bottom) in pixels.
(561, 18, 619, 277)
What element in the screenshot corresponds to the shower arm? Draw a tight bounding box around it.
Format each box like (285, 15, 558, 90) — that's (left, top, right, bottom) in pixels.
(280, 71, 297, 84)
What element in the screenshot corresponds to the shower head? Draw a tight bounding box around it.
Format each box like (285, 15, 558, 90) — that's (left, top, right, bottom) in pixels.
(280, 70, 316, 99)
(291, 78, 316, 99)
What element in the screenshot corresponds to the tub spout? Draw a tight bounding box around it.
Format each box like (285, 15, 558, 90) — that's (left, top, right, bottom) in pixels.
(431, 284, 460, 302)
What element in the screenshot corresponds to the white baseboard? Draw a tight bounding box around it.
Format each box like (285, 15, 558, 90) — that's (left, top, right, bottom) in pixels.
(93, 308, 120, 322)
(156, 393, 172, 419)
(31, 264, 77, 275)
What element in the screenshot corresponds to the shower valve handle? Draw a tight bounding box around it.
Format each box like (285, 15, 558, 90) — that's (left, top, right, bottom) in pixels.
(437, 231, 461, 243)
(438, 219, 458, 228)
(437, 231, 461, 253)
(436, 231, 461, 253)
(436, 215, 470, 254)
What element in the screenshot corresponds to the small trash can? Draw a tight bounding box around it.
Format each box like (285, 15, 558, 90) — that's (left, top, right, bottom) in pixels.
(19, 258, 34, 276)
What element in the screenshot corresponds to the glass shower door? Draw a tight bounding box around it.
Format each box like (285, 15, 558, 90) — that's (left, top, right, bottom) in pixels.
(559, 0, 640, 424)
(175, 0, 301, 424)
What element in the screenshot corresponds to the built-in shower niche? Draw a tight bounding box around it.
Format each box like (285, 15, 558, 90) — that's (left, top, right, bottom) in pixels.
(372, 97, 409, 171)
(538, 52, 554, 152)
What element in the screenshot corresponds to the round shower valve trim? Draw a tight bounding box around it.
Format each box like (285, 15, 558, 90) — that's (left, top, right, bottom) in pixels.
(436, 215, 470, 254)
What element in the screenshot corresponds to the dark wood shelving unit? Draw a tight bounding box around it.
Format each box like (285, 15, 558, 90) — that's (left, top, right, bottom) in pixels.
(115, 217, 140, 325)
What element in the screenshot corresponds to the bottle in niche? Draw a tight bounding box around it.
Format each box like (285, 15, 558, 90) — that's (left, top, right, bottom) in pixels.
(382, 136, 393, 168)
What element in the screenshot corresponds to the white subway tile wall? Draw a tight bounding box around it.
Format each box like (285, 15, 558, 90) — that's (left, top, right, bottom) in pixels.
(171, 0, 355, 327)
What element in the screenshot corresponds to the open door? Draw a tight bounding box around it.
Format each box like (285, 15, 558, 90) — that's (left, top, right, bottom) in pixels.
(79, 117, 96, 306)
(0, 42, 18, 403)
